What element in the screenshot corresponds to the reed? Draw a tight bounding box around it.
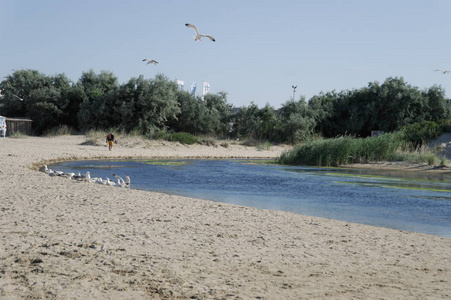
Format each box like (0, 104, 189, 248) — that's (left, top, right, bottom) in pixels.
(278, 132, 420, 166)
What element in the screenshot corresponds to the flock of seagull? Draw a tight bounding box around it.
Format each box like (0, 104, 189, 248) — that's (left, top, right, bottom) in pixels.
(44, 165, 131, 188)
(142, 23, 215, 66)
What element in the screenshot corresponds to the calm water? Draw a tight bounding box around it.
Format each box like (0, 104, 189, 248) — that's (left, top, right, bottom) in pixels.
(49, 159, 451, 238)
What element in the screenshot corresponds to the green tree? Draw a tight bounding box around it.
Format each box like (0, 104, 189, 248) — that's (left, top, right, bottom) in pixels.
(422, 85, 449, 121)
(0, 70, 75, 134)
(169, 91, 212, 134)
(374, 77, 424, 132)
(257, 104, 279, 141)
(278, 98, 315, 143)
(133, 74, 180, 134)
(307, 77, 449, 138)
(308, 91, 338, 137)
(203, 92, 232, 136)
(77, 70, 119, 131)
(0, 69, 49, 117)
(27, 73, 72, 133)
(233, 102, 261, 140)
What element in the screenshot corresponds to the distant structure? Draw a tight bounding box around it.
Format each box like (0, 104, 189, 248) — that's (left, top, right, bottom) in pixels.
(371, 130, 384, 137)
(202, 82, 211, 100)
(190, 82, 197, 95)
(176, 80, 185, 91)
(177, 79, 211, 97)
(0, 116, 33, 136)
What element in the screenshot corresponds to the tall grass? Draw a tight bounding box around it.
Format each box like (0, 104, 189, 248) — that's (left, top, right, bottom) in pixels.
(43, 125, 74, 136)
(8, 132, 28, 139)
(278, 132, 424, 166)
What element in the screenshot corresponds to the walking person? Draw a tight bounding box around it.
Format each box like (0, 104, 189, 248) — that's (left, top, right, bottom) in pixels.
(106, 133, 116, 151)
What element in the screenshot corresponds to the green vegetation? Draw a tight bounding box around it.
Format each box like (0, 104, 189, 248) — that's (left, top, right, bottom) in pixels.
(8, 132, 28, 138)
(142, 160, 190, 166)
(1, 69, 450, 166)
(2, 69, 448, 145)
(168, 132, 198, 145)
(278, 132, 446, 167)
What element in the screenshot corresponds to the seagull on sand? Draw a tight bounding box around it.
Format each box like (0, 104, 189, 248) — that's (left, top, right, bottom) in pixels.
(72, 171, 86, 181)
(83, 171, 94, 183)
(434, 69, 451, 74)
(185, 23, 215, 42)
(105, 177, 116, 186)
(143, 59, 158, 65)
(62, 172, 75, 179)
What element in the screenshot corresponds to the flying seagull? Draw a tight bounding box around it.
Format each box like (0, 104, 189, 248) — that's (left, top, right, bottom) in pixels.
(143, 59, 158, 65)
(434, 69, 451, 74)
(185, 23, 215, 42)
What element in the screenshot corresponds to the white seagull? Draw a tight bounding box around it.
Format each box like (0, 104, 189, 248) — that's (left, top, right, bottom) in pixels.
(185, 23, 215, 42)
(62, 172, 75, 179)
(113, 173, 129, 188)
(434, 69, 451, 74)
(105, 177, 116, 186)
(84, 171, 94, 183)
(95, 177, 108, 185)
(44, 165, 51, 174)
(125, 175, 131, 188)
(143, 59, 158, 65)
(44, 165, 57, 176)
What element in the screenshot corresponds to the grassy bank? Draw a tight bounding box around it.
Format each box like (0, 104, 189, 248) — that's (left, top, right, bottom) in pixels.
(278, 132, 445, 167)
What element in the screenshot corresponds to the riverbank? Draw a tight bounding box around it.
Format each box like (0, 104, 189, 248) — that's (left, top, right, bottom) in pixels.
(343, 161, 451, 174)
(1, 135, 450, 299)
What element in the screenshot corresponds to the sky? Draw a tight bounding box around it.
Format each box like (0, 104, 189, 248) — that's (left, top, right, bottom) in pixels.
(1, 0, 451, 108)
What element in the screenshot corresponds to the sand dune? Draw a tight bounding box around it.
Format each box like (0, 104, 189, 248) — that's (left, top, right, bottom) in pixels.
(0, 135, 450, 299)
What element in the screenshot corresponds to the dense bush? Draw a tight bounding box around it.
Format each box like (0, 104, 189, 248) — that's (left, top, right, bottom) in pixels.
(169, 132, 198, 145)
(400, 121, 442, 147)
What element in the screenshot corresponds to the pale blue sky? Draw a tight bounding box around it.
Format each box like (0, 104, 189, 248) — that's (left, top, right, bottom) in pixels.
(1, 0, 450, 108)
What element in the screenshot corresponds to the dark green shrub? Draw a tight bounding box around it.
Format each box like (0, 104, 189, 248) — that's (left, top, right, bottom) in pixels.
(437, 119, 451, 133)
(169, 132, 198, 145)
(401, 121, 442, 147)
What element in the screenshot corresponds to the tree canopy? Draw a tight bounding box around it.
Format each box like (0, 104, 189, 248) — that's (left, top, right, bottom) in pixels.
(1, 69, 449, 143)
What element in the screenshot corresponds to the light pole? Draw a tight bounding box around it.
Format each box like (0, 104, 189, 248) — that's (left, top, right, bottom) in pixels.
(292, 85, 297, 101)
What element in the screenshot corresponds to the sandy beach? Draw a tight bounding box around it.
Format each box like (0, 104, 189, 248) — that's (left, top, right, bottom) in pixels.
(0, 135, 450, 299)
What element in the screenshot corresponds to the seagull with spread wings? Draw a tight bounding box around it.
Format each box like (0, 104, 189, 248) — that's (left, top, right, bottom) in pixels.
(434, 69, 450, 74)
(185, 23, 215, 42)
(143, 59, 158, 65)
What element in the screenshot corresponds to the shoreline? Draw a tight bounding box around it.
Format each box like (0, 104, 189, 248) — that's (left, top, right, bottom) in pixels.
(343, 161, 451, 174)
(1, 135, 450, 299)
